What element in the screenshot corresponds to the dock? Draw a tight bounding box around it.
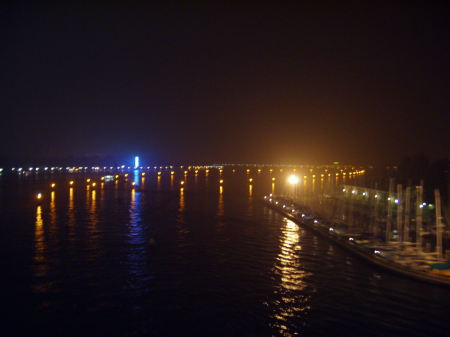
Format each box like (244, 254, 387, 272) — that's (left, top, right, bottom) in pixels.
(264, 195, 450, 287)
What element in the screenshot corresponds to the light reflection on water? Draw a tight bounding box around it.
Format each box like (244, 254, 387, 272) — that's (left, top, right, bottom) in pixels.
(270, 218, 311, 336)
(217, 185, 224, 217)
(34, 205, 45, 264)
(2, 170, 449, 337)
(49, 191, 56, 227)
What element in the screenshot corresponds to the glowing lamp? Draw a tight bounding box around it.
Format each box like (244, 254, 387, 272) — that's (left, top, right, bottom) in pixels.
(51, 183, 56, 188)
(287, 175, 299, 185)
(180, 181, 185, 185)
(36, 193, 42, 200)
(219, 179, 224, 184)
(69, 181, 74, 186)
(272, 177, 276, 181)
(249, 178, 253, 183)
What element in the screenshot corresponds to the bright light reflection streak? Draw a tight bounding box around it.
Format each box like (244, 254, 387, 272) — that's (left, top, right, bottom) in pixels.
(49, 191, 56, 227)
(34, 205, 45, 264)
(178, 187, 186, 225)
(271, 218, 311, 336)
(133, 169, 140, 187)
(127, 188, 147, 288)
(218, 186, 224, 217)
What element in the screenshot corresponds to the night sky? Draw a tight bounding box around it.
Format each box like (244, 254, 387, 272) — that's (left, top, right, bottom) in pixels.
(1, 3, 449, 165)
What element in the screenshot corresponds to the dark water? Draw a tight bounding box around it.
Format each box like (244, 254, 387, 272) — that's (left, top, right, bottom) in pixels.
(0, 170, 449, 337)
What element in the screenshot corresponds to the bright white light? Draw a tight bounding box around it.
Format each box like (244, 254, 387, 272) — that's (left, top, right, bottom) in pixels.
(134, 156, 140, 169)
(374, 194, 378, 198)
(349, 237, 354, 241)
(342, 188, 346, 192)
(374, 250, 381, 255)
(287, 174, 299, 185)
(395, 199, 399, 204)
(329, 227, 334, 231)
(314, 220, 318, 224)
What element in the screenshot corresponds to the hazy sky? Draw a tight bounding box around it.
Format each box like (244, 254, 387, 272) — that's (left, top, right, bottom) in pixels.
(1, 3, 449, 165)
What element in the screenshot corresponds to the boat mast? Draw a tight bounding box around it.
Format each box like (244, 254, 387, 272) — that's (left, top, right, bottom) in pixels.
(397, 184, 403, 242)
(416, 185, 423, 253)
(403, 186, 411, 243)
(435, 189, 443, 259)
(386, 178, 394, 242)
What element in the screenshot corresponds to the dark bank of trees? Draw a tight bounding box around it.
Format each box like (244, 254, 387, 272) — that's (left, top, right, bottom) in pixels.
(363, 155, 449, 206)
(396, 155, 449, 204)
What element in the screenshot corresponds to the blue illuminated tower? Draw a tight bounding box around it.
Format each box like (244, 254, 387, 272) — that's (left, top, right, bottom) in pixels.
(134, 156, 140, 169)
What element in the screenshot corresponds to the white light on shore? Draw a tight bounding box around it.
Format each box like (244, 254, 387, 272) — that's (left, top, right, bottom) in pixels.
(287, 174, 299, 185)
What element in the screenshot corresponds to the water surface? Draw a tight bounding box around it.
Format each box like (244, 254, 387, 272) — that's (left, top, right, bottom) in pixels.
(0, 170, 449, 336)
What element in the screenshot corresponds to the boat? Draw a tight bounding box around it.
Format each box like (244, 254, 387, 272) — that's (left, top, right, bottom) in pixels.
(263, 195, 450, 287)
